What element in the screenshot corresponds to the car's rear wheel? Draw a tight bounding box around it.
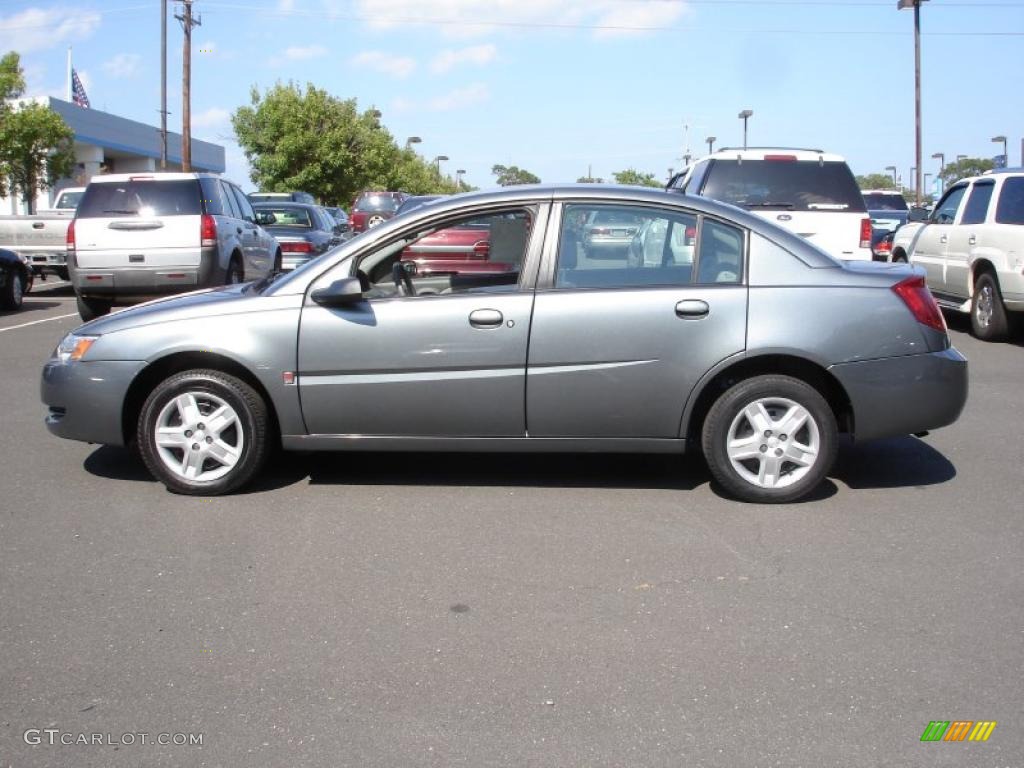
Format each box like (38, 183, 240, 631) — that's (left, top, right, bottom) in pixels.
(137, 369, 271, 495)
(0, 270, 25, 309)
(226, 256, 244, 285)
(76, 294, 112, 321)
(701, 375, 838, 503)
(273, 250, 282, 273)
(971, 272, 1010, 342)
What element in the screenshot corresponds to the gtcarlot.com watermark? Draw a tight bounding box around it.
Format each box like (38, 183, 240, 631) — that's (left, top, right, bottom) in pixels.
(24, 728, 203, 747)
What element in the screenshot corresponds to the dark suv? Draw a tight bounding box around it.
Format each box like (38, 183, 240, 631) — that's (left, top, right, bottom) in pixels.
(350, 191, 406, 233)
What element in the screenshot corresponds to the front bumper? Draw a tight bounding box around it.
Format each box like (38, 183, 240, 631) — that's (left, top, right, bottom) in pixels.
(829, 347, 968, 442)
(41, 359, 147, 446)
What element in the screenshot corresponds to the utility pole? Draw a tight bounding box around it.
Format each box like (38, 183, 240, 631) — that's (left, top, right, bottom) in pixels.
(175, 0, 201, 171)
(160, 0, 168, 169)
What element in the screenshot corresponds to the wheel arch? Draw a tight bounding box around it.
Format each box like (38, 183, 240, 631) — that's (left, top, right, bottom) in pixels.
(969, 257, 998, 294)
(682, 353, 854, 444)
(121, 351, 281, 448)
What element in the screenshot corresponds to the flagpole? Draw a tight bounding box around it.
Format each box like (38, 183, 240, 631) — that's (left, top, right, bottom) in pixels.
(66, 47, 72, 102)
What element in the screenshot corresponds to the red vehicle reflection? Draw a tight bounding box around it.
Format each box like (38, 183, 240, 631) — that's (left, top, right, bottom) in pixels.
(400, 223, 516, 275)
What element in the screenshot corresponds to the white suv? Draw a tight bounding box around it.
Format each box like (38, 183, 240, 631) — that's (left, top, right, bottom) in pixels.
(69, 173, 281, 320)
(668, 148, 872, 260)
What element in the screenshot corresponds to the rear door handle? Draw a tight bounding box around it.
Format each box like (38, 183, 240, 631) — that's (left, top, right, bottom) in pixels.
(675, 299, 709, 319)
(939, 235, 948, 244)
(469, 309, 503, 328)
(968, 234, 977, 246)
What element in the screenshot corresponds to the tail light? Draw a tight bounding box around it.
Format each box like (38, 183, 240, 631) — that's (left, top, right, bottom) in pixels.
(201, 214, 217, 248)
(281, 241, 313, 253)
(684, 225, 696, 243)
(892, 275, 946, 333)
(591, 227, 610, 236)
(66, 219, 76, 252)
(472, 240, 490, 259)
(860, 218, 872, 250)
(874, 237, 892, 258)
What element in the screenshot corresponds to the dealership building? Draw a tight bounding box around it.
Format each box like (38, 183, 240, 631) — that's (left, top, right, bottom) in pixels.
(1, 97, 226, 214)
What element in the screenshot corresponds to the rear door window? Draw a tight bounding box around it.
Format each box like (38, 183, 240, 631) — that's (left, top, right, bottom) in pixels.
(77, 179, 202, 218)
(701, 159, 866, 212)
(961, 182, 994, 225)
(995, 177, 1024, 225)
(199, 177, 224, 215)
(220, 181, 242, 219)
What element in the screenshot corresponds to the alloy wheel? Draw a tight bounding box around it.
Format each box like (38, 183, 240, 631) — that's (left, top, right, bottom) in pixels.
(725, 397, 821, 490)
(975, 284, 994, 328)
(153, 391, 244, 482)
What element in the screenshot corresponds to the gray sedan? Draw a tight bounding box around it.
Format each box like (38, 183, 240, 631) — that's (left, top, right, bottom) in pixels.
(41, 185, 968, 503)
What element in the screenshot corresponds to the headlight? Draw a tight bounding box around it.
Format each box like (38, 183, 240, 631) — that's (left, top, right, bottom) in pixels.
(55, 333, 99, 363)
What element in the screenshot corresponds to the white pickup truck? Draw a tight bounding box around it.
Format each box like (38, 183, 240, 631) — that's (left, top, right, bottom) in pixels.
(891, 169, 1024, 341)
(0, 187, 84, 280)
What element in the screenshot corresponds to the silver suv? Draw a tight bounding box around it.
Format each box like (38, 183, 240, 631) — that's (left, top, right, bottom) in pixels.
(69, 173, 281, 320)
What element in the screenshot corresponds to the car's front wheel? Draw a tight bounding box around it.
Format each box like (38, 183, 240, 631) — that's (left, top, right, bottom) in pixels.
(701, 375, 838, 503)
(137, 369, 271, 495)
(971, 272, 1010, 342)
(76, 294, 111, 321)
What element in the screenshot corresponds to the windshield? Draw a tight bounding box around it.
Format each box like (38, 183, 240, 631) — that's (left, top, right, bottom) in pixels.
(76, 180, 202, 218)
(258, 207, 313, 227)
(702, 160, 866, 212)
(356, 194, 399, 212)
(55, 190, 84, 209)
(862, 193, 909, 211)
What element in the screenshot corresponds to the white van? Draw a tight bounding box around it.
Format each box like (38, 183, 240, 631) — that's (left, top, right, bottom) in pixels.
(668, 148, 872, 260)
(70, 173, 281, 320)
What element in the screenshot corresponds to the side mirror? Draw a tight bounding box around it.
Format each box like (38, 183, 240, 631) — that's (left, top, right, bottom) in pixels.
(310, 276, 364, 307)
(907, 206, 929, 223)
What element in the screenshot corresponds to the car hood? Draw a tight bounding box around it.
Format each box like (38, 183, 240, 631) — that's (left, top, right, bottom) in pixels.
(76, 283, 258, 336)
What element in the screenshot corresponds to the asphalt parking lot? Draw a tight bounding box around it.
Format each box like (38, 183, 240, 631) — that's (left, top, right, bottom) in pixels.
(1, 281, 1022, 768)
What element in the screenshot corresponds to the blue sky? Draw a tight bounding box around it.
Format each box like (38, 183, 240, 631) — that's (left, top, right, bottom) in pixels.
(2, 0, 1022, 192)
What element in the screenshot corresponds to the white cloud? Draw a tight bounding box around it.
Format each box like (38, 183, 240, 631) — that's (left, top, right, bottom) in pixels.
(352, 0, 688, 39)
(429, 83, 489, 111)
(278, 0, 296, 10)
(191, 107, 231, 130)
(351, 50, 416, 79)
(285, 44, 328, 60)
(0, 7, 101, 54)
(102, 53, 141, 79)
(430, 44, 497, 74)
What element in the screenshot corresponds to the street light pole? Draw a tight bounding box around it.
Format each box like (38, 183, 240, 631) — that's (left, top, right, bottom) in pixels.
(706, 136, 716, 154)
(455, 169, 465, 189)
(991, 135, 1008, 167)
(737, 110, 753, 150)
(898, 0, 929, 206)
(404, 136, 422, 151)
(924, 172, 932, 196)
(434, 155, 449, 175)
(886, 165, 898, 185)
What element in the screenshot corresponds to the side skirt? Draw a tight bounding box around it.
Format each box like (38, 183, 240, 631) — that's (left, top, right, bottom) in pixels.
(282, 435, 688, 454)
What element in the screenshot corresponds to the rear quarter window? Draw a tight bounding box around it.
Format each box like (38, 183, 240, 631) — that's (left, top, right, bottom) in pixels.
(702, 160, 866, 212)
(77, 180, 202, 218)
(995, 177, 1024, 225)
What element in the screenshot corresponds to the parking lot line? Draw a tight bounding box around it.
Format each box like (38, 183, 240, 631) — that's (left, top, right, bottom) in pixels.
(0, 312, 79, 333)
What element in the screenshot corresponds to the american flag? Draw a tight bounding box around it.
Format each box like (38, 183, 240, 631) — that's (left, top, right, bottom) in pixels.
(71, 68, 90, 108)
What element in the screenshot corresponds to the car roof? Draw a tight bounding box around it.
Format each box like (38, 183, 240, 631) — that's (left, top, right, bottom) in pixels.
(700, 147, 847, 163)
(252, 201, 314, 208)
(88, 172, 217, 183)
(861, 189, 904, 195)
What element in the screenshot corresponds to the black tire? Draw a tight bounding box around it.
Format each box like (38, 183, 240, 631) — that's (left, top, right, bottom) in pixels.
(970, 272, 1010, 342)
(56, 267, 69, 281)
(701, 375, 838, 504)
(137, 369, 271, 495)
(226, 255, 244, 285)
(892, 251, 907, 264)
(273, 250, 282, 273)
(76, 294, 112, 321)
(0, 270, 26, 310)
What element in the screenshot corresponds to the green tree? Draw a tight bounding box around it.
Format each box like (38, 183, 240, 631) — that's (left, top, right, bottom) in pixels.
(491, 164, 540, 186)
(940, 157, 994, 188)
(576, 175, 604, 183)
(232, 82, 450, 205)
(855, 173, 898, 190)
(612, 168, 662, 188)
(0, 52, 75, 213)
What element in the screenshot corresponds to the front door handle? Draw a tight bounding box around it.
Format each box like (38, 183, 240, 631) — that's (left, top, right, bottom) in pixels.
(939, 234, 948, 244)
(469, 309, 503, 328)
(675, 299, 710, 319)
(968, 234, 977, 246)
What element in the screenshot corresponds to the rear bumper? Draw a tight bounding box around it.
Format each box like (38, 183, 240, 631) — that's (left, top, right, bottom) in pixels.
(71, 248, 220, 297)
(829, 348, 968, 442)
(41, 359, 146, 446)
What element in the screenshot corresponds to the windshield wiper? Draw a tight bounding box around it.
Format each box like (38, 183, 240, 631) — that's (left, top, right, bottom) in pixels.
(102, 209, 140, 214)
(744, 202, 795, 209)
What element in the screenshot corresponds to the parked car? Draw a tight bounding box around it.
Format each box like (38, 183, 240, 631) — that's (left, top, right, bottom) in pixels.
(399, 213, 523, 278)
(0, 248, 33, 310)
(253, 203, 344, 270)
(396, 195, 444, 215)
(42, 185, 967, 503)
(350, 191, 406, 233)
(322, 206, 350, 233)
(69, 172, 281, 321)
(862, 189, 910, 257)
(49, 186, 86, 211)
(668, 148, 873, 260)
(891, 169, 1024, 341)
(248, 191, 317, 205)
(0, 208, 73, 281)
